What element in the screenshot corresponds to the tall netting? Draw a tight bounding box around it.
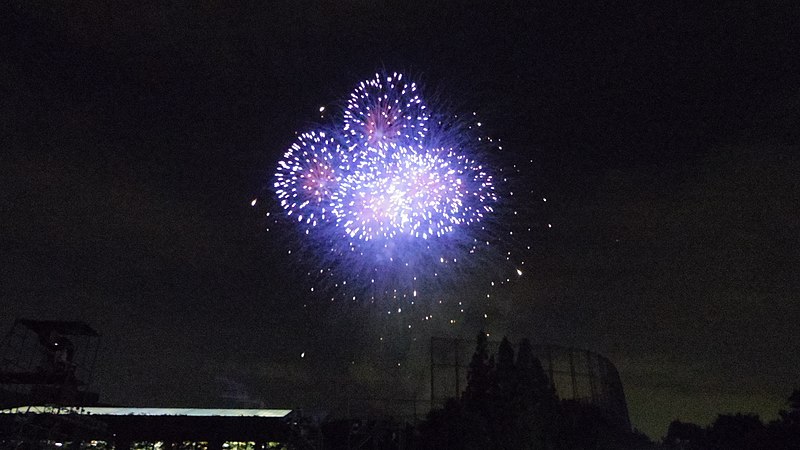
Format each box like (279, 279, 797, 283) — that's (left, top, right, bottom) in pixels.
(430, 337, 630, 429)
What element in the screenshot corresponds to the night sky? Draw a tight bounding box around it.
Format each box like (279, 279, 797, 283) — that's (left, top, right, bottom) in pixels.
(2, 2, 798, 439)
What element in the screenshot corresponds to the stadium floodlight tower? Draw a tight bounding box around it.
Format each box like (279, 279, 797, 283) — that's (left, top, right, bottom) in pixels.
(0, 319, 101, 409)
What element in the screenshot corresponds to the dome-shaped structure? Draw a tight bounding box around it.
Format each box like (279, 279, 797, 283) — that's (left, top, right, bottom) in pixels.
(430, 337, 630, 429)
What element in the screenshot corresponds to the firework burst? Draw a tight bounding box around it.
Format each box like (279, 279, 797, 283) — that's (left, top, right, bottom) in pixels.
(332, 143, 495, 242)
(343, 72, 429, 150)
(264, 71, 538, 314)
(274, 131, 345, 234)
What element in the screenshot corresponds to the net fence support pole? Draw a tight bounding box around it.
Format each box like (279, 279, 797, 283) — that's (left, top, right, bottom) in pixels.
(454, 339, 460, 398)
(429, 337, 435, 409)
(569, 349, 577, 399)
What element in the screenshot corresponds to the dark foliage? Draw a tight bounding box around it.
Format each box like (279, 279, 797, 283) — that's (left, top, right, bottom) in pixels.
(706, 413, 765, 450)
(790, 390, 800, 412)
(415, 398, 491, 450)
(664, 420, 705, 449)
(663, 389, 800, 450)
(462, 331, 492, 413)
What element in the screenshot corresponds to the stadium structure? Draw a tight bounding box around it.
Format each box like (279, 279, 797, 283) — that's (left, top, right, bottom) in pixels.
(1, 320, 630, 449)
(429, 337, 631, 429)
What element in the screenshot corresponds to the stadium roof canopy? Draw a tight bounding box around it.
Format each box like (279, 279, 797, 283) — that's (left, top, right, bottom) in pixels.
(16, 319, 100, 337)
(0, 406, 297, 444)
(0, 406, 292, 417)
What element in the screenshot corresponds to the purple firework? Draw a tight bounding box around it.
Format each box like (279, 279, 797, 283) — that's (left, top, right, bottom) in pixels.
(333, 143, 495, 242)
(274, 131, 343, 233)
(343, 72, 430, 150)
(268, 71, 529, 306)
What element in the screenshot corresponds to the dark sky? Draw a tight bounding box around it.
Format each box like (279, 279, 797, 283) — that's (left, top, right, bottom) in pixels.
(2, 1, 798, 439)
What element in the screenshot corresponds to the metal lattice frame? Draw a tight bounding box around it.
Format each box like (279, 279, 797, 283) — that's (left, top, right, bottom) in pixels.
(430, 337, 630, 429)
(0, 319, 101, 408)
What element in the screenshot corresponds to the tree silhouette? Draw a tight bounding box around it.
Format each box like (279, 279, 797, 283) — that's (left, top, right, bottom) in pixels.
(515, 338, 561, 449)
(416, 398, 490, 450)
(707, 413, 765, 450)
(774, 388, 800, 447)
(462, 330, 492, 412)
(663, 391, 800, 450)
(489, 337, 517, 447)
(465, 334, 564, 448)
(516, 338, 557, 409)
(665, 419, 706, 448)
(789, 389, 800, 412)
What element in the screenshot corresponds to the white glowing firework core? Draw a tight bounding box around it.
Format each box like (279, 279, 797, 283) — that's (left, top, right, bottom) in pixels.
(274, 72, 496, 243)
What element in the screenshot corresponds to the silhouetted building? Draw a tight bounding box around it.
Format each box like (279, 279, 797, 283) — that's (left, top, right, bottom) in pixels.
(1, 319, 101, 408)
(0, 406, 303, 449)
